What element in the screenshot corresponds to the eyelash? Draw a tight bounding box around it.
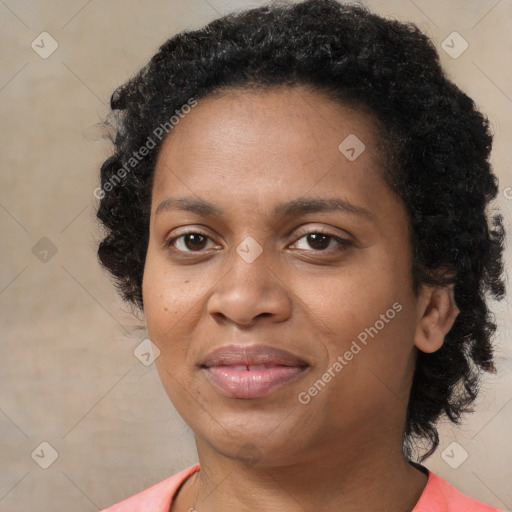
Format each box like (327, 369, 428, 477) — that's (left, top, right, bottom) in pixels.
(165, 228, 352, 255)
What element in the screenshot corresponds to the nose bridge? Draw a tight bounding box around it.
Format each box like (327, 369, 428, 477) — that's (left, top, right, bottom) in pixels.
(227, 234, 273, 294)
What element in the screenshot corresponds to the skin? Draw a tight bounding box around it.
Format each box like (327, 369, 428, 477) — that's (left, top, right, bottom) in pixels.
(142, 85, 459, 512)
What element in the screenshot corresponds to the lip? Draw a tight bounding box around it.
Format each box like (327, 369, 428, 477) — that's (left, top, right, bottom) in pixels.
(201, 344, 310, 399)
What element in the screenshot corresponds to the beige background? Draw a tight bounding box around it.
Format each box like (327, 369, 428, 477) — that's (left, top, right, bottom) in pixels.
(1, 0, 511, 510)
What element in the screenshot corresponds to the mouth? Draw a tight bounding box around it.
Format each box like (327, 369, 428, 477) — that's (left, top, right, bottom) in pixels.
(200, 344, 310, 399)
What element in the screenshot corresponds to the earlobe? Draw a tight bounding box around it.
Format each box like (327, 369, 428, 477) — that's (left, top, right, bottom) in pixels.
(414, 284, 460, 354)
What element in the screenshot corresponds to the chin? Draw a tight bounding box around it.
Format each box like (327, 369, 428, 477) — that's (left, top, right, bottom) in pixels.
(192, 411, 315, 467)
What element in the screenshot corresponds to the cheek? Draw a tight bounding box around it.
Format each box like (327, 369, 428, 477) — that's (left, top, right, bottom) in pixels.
(142, 262, 206, 410)
(143, 252, 206, 338)
(142, 257, 212, 387)
(308, 250, 417, 392)
(313, 254, 410, 338)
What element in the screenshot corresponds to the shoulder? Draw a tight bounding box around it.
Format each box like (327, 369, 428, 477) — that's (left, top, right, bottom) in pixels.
(413, 470, 507, 512)
(100, 464, 200, 512)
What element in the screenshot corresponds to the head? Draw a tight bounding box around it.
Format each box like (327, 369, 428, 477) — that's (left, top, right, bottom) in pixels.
(96, 0, 506, 462)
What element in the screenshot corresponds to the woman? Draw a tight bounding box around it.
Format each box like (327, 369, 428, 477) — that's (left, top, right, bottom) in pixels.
(96, 1, 507, 510)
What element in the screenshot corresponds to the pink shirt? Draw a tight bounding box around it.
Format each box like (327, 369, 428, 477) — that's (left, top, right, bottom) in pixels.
(100, 464, 507, 511)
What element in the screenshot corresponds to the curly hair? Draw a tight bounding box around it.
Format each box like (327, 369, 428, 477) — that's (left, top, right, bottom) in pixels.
(96, 0, 506, 460)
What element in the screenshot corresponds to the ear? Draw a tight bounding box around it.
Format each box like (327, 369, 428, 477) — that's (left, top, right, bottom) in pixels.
(414, 284, 460, 354)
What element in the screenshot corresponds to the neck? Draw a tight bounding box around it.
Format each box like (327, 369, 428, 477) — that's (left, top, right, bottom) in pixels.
(179, 432, 428, 512)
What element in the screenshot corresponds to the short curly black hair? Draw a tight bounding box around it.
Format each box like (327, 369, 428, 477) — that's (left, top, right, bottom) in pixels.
(96, 0, 506, 460)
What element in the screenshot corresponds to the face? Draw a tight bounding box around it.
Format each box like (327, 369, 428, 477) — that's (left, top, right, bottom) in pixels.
(143, 85, 423, 466)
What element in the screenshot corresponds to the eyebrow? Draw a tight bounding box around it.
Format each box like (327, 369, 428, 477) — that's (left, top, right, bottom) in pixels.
(155, 195, 374, 221)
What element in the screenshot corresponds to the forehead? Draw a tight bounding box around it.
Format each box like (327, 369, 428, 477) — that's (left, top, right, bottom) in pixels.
(151, 85, 393, 219)
(155, 85, 383, 164)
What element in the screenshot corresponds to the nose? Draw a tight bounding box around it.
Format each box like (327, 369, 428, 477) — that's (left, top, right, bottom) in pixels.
(206, 242, 292, 327)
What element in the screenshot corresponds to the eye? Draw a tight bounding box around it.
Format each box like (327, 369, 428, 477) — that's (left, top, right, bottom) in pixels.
(166, 231, 217, 253)
(290, 230, 352, 252)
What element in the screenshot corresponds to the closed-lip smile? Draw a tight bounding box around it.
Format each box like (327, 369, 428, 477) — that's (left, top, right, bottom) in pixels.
(201, 344, 310, 399)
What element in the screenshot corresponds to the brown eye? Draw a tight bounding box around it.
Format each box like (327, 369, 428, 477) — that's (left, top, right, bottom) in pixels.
(291, 231, 352, 252)
(305, 233, 332, 250)
(167, 232, 212, 252)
